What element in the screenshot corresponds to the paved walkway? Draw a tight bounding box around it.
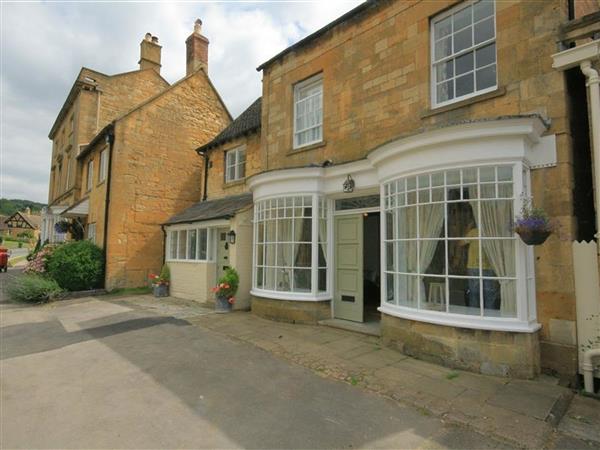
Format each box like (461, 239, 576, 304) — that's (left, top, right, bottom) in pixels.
(2, 291, 599, 448)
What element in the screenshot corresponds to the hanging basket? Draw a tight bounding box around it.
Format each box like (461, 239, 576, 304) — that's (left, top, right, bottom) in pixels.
(517, 229, 551, 246)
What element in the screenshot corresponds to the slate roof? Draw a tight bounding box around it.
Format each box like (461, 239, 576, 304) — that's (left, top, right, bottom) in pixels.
(197, 98, 261, 153)
(164, 193, 253, 225)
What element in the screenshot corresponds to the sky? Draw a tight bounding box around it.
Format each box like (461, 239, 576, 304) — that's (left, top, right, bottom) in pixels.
(0, 1, 363, 204)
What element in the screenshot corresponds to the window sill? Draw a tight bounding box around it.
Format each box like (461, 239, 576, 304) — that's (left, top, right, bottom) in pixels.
(166, 259, 213, 264)
(378, 304, 540, 333)
(222, 178, 246, 189)
(250, 288, 331, 302)
(96, 180, 106, 187)
(420, 87, 506, 119)
(287, 140, 327, 156)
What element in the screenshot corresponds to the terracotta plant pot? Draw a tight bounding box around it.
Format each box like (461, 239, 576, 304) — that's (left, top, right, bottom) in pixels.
(153, 284, 169, 297)
(517, 229, 551, 246)
(215, 295, 232, 313)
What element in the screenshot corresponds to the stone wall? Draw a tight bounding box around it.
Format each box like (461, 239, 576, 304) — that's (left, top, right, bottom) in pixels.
(205, 133, 261, 201)
(381, 314, 541, 379)
(252, 297, 331, 324)
(104, 70, 231, 289)
(259, 0, 580, 377)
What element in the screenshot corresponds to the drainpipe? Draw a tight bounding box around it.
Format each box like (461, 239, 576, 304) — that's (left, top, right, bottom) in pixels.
(580, 61, 600, 394)
(197, 150, 209, 201)
(102, 124, 115, 288)
(161, 224, 166, 265)
(580, 61, 600, 243)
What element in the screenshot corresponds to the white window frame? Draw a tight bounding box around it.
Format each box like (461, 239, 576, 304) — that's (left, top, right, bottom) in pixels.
(380, 161, 538, 333)
(430, 0, 497, 108)
(293, 74, 323, 149)
(98, 148, 108, 183)
(87, 223, 96, 244)
(86, 160, 94, 191)
(166, 226, 215, 263)
(252, 194, 330, 301)
(225, 146, 246, 183)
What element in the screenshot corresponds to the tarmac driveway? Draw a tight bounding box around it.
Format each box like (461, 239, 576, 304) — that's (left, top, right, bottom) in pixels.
(0, 294, 509, 449)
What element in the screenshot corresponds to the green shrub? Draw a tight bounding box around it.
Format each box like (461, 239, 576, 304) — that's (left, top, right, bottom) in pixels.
(7, 275, 63, 303)
(47, 240, 104, 291)
(213, 267, 239, 301)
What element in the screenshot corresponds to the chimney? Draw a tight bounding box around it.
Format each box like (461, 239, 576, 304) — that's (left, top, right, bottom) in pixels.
(186, 19, 209, 76)
(139, 32, 162, 74)
(24, 207, 31, 215)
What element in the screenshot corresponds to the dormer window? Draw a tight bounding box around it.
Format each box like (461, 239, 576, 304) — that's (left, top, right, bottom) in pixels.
(431, 0, 497, 107)
(293, 74, 323, 149)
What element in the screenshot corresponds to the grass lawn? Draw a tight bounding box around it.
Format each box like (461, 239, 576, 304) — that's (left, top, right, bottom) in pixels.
(1, 240, 32, 250)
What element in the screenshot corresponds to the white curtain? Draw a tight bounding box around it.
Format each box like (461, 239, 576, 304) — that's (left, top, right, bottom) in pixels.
(397, 207, 419, 307)
(469, 191, 516, 316)
(419, 204, 445, 304)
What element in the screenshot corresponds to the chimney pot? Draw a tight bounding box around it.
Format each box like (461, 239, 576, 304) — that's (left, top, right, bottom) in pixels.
(139, 33, 162, 74)
(186, 19, 209, 76)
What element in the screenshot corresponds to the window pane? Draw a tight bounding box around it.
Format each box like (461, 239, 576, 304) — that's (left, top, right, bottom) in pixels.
(454, 26, 473, 53)
(474, 0, 494, 21)
(453, 6, 472, 31)
(456, 72, 474, 97)
(421, 278, 446, 311)
(476, 65, 496, 90)
(482, 240, 516, 277)
(497, 166, 513, 181)
(484, 279, 516, 318)
(449, 239, 478, 276)
(277, 268, 292, 291)
(265, 267, 276, 290)
(256, 267, 264, 289)
(474, 17, 494, 44)
(419, 204, 445, 238)
(178, 230, 187, 259)
(476, 43, 495, 68)
(318, 269, 327, 292)
(277, 243, 293, 267)
(435, 36, 452, 60)
(397, 274, 419, 308)
(256, 244, 264, 266)
(434, 16, 452, 39)
(265, 244, 276, 266)
(455, 51, 474, 75)
(436, 60, 454, 81)
(294, 244, 311, 267)
(420, 240, 445, 274)
(449, 277, 480, 315)
(480, 200, 513, 237)
(188, 229, 197, 260)
(448, 201, 477, 237)
(294, 269, 311, 292)
(170, 232, 177, 259)
(386, 273, 395, 304)
(398, 206, 417, 238)
(277, 219, 292, 242)
(397, 241, 418, 273)
(437, 81, 454, 103)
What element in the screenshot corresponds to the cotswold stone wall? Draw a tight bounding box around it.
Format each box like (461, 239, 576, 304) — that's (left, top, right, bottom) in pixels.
(205, 133, 261, 201)
(104, 70, 231, 289)
(260, 0, 583, 377)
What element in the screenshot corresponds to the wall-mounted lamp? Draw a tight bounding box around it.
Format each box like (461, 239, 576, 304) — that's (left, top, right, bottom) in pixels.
(227, 230, 236, 245)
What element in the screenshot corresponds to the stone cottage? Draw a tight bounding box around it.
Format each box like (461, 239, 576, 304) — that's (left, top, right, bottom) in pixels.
(166, 0, 600, 385)
(43, 20, 232, 289)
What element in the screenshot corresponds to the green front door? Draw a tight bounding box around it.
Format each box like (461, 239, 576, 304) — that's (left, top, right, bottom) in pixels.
(334, 215, 364, 322)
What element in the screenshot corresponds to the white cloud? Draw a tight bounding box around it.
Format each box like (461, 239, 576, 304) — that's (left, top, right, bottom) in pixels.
(0, 1, 362, 203)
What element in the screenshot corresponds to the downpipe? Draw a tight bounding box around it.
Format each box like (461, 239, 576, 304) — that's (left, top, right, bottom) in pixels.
(583, 348, 600, 394)
(580, 61, 600, 243)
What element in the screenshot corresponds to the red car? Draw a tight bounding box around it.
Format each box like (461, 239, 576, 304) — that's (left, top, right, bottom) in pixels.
(0, 248, 9, 272)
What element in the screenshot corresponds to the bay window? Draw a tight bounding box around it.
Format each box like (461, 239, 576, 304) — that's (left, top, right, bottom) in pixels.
(431, 0, 497, 107)
(254, 195, 329, 296)
(383, 164, 526, 323)
(167, 227, 211, 261)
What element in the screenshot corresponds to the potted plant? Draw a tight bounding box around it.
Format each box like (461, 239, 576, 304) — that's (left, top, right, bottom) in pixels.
(514, 200, 553, 245)
(149, 264, 170, 297)
(212, 267, 239, 313)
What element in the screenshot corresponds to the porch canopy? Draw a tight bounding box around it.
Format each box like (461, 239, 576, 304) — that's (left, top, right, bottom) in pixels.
(164, 193, 253, 226)
(61, 198, 89, 218)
